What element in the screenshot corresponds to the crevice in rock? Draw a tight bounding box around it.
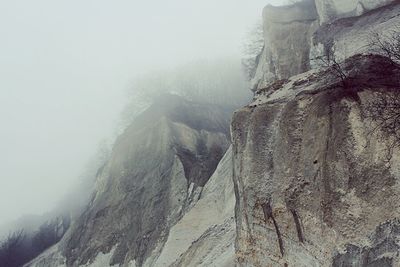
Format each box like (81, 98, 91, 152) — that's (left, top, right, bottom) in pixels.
(290, 209, 305, 243)
(261, 201, 285, 257)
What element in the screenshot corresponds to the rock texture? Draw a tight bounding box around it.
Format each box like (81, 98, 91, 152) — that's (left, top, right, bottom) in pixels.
(312, 1, 400, 63)
(232, 55, 400, 266)
(25, 95, 234, 267)
(23, 1, 400, 267)
(154, 148, 235, 267)
(315, 0, 395, 24)
(251, 0, 318, 91)
(252, 0, 400, 91)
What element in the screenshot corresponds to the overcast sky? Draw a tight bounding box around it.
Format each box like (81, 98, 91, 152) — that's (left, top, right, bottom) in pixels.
(0, 0, 289, 226)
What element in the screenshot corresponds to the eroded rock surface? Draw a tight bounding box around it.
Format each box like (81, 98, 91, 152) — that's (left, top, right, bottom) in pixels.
(232, 55, 400, 266)
(23, 1, 400, 267)
(333, 220, 400, 267)
(312, 1, 400, 63)
(252, 0, 400, 91)
(315, 0, 395, 24)
(154, 148, 235, 267)
(25, 95, 233, 267)
(251, 0, 318, 91)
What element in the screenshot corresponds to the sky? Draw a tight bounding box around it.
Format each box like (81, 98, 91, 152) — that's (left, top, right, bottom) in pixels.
(0, 0, 289, 226)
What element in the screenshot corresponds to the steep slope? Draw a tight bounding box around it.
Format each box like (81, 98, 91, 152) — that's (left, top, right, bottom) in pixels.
(25, 95, 233, 267)
(251, 0, 318, 91)
(153, 148, 235, 267)
(315, 0, 395, 24)
(251, 0, 319, 91)
(232, 55, 400, 266)
(23, 1, 400, 267)
(252, 0, 400, 91)
(313, 0, 400, 63)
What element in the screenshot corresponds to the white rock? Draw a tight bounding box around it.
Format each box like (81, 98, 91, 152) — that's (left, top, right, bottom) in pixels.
(152, 148, 235, 267)
(315, 0, 395, 24)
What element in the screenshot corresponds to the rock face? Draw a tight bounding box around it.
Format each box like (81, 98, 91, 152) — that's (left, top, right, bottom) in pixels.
(23, 1, 400, 267)
(251, 0, 318, 91)
(315, 0, 395, 24)
(252, 0, 400, 91)
(232, 55, 400, 266)
(312, 1, 400, 63)
(25, 95, 234, 267)
(153, 148, 235, 267)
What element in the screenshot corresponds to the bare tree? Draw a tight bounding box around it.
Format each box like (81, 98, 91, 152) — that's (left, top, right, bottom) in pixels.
(314, 48, 349, 88)
(242, 20, 264, 81)
(365, 27, 400, 157)
(0, 217, 70, 267)
(0, 230, 27, 267)
(121, 58, 250, 127)
(370, 27, 400, 63)
(312, 29, 400, 156)
(365, 91, 400, 160)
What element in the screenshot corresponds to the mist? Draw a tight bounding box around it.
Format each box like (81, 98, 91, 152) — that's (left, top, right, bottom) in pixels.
(0, 0, 290, 229)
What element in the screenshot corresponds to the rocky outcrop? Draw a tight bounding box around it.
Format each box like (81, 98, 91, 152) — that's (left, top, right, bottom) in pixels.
(315, 0, 396, 24)
(25, 95, 233, 267)
(312, 1, 400, 64)
(232, 55, 400, 266)
(333, 220, 400, 267)
(252, 0, 400, 91)
(153, 148, 235, 267)
(22, 2, 400, 267)
(251, 0, 319, 91)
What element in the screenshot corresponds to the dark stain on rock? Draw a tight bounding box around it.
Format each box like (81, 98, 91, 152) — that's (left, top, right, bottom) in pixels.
(261, 201, 285, 257)
(290, 209, 305, 243)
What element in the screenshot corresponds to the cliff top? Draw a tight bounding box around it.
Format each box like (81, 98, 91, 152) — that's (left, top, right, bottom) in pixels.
(252, 54, 400, 106)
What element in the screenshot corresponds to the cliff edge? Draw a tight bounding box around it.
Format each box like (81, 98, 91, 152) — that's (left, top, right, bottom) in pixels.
(232, 54, 400, 266)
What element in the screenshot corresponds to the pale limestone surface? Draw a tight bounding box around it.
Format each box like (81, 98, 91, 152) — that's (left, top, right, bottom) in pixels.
(253, 0, 399, 91)
(232, 55, 400, 267)
(153, 148, 235, 267)
(26, 96, 233, 267)
(315, 0, 395, 24)
(251, 0, 318, 91)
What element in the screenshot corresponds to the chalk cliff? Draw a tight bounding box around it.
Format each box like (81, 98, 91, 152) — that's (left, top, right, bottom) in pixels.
(233, 54, 400, 266)
(25, 95, 235, 267)
(315, 0, 395, 24)
(23, 1, 400, 267)
(251, 0, 400, 91)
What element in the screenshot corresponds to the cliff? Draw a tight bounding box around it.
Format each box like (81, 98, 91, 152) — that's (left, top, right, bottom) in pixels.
(22, 1, 400, 267)
(251, 0, 400, 91)
(235, 3, 400, 265)
(315, 0, 396, 24)
(25, 95, 235, 267)
(232, 55, 400, 266)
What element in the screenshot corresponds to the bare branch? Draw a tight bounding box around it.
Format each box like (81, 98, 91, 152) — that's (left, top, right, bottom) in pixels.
(365, 91, 400, 160)
(370, 26, 400, 64)
(313, 48, 349, 88)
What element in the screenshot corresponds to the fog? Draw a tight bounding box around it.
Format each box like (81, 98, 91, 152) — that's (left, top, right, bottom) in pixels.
(0, 0, 290, 228)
